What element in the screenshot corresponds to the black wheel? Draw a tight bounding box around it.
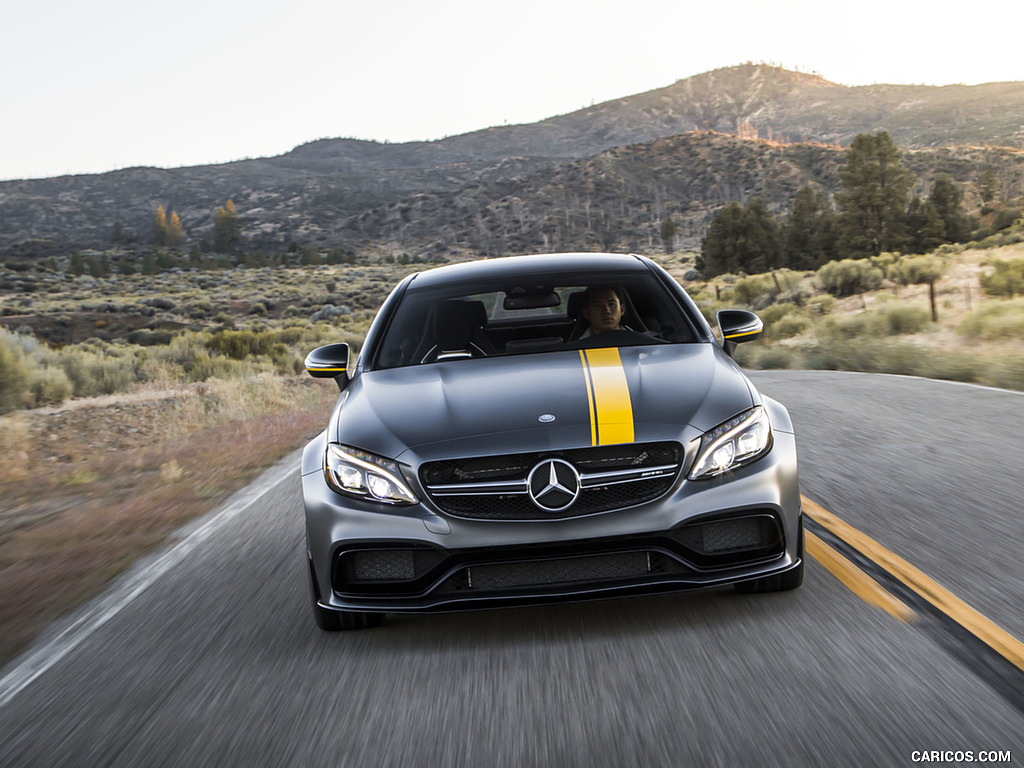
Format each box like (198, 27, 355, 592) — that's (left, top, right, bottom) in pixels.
(308, 559, 385, 631)
(734, 518, 804, 594)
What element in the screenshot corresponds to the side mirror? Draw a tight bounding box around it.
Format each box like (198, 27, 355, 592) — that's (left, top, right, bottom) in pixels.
(304, 343, 351, 390)
(717, 310, 763, 357)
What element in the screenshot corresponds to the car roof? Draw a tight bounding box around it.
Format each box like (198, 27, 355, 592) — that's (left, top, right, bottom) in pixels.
(406, 253, 649, 289)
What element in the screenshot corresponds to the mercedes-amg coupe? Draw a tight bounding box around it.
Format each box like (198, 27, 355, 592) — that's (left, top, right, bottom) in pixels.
(301, 253, 803, 629)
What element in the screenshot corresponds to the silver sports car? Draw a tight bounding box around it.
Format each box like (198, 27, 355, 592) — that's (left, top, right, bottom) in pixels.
(301, 253, 803, 629)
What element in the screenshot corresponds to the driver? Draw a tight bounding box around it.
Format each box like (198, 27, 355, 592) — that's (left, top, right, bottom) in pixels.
(580, 285, 627, 337)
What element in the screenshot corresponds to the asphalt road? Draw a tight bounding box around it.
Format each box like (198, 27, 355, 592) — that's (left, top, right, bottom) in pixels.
(1, 370, 1022, 767)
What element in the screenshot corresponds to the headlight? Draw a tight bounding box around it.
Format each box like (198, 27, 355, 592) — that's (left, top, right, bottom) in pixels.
(689, 406, 772, 480)
(324, 444, 418, 505)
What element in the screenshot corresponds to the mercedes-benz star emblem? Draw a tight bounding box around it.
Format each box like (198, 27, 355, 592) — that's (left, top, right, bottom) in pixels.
(527, 459, 581, 512)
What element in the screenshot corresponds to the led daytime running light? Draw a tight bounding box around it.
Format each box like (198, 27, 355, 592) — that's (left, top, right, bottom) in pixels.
(325, 444, 418, 505)
(689, 406, 772, 480)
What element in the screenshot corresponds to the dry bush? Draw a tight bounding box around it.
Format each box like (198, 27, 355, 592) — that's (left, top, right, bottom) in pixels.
(958, 300, 1024, 340)
(816, 259, 885, 297)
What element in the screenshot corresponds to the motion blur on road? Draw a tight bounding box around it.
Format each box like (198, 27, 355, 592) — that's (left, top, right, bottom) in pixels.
(0, 371, 1021, 767)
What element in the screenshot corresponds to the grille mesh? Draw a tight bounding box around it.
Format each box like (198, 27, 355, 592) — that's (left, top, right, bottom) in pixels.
(701, 519, 766, 552)
(350, 550, 416, 581)
(449, 552, 659, 592)
(338, 547, 445, 589)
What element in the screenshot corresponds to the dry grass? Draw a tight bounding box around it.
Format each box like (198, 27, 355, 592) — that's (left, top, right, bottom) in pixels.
(711, 244, 1024, 388)
(0, 375, 338, 665)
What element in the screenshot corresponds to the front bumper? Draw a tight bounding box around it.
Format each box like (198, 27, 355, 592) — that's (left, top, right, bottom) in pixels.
(303, 431, 801, 614)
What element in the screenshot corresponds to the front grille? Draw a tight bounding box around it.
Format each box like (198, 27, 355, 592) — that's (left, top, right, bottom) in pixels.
(421, 442, 682, 520)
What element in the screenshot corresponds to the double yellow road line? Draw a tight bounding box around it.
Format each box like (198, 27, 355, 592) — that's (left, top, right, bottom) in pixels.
(804, 495, 1024, 682)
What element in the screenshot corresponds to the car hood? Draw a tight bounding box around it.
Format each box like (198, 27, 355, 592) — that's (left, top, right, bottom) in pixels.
(334, 344, 755, 461)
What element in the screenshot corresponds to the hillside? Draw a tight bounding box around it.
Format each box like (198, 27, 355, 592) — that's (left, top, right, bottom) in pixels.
(336, 134, 1024, 256)
(4, 63, 1024, 257)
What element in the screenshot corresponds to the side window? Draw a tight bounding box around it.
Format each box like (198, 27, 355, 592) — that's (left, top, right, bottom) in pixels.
(375, 295, 432, 368)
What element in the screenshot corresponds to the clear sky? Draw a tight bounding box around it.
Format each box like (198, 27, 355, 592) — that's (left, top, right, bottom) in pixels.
(3, 0, 1023, 181)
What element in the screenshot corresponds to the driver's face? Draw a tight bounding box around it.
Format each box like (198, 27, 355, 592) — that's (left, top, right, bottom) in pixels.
(582, 289, 624, 334)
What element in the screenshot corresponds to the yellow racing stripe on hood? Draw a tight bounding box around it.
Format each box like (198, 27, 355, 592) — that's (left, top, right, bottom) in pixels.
(580, 348, 635, 445)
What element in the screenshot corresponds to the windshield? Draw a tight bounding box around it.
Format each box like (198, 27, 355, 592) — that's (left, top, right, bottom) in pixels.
(374, 269, 700, 369)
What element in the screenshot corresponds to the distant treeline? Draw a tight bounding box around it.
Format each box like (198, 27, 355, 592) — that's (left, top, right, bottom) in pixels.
(697, 131, 1018, 277)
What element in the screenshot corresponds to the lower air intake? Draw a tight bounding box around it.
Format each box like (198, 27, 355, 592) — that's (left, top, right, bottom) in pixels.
(452, 551, 659, 592)
(700, 518, 769, 553)
(338, 547, 445, 590)
(350, 550, 417, 581)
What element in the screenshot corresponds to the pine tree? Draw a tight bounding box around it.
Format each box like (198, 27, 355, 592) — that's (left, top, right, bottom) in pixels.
(979, 167, 998, 204)
(659, 215, 677, 254)
(744, 198, 782, 273)
(698, 203, 747, 276)
(698, 198, 781, 277)
(782, 186, 837, 269)
(835, 132, 912, 258)
(214, 199, 241, 253)
(928, 174, 971, 243)
(905, 197, 945, 254)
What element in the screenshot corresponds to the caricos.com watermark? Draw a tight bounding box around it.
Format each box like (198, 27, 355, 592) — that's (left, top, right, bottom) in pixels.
(911, 751, 1012, 763)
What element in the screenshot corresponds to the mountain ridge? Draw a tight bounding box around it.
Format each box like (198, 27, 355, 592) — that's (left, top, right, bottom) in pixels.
(3, 63, 1024, 256)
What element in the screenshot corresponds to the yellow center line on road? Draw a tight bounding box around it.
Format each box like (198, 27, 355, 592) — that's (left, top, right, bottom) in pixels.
(804, 528, 915, 622)
(803, 495, 1024, 673)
